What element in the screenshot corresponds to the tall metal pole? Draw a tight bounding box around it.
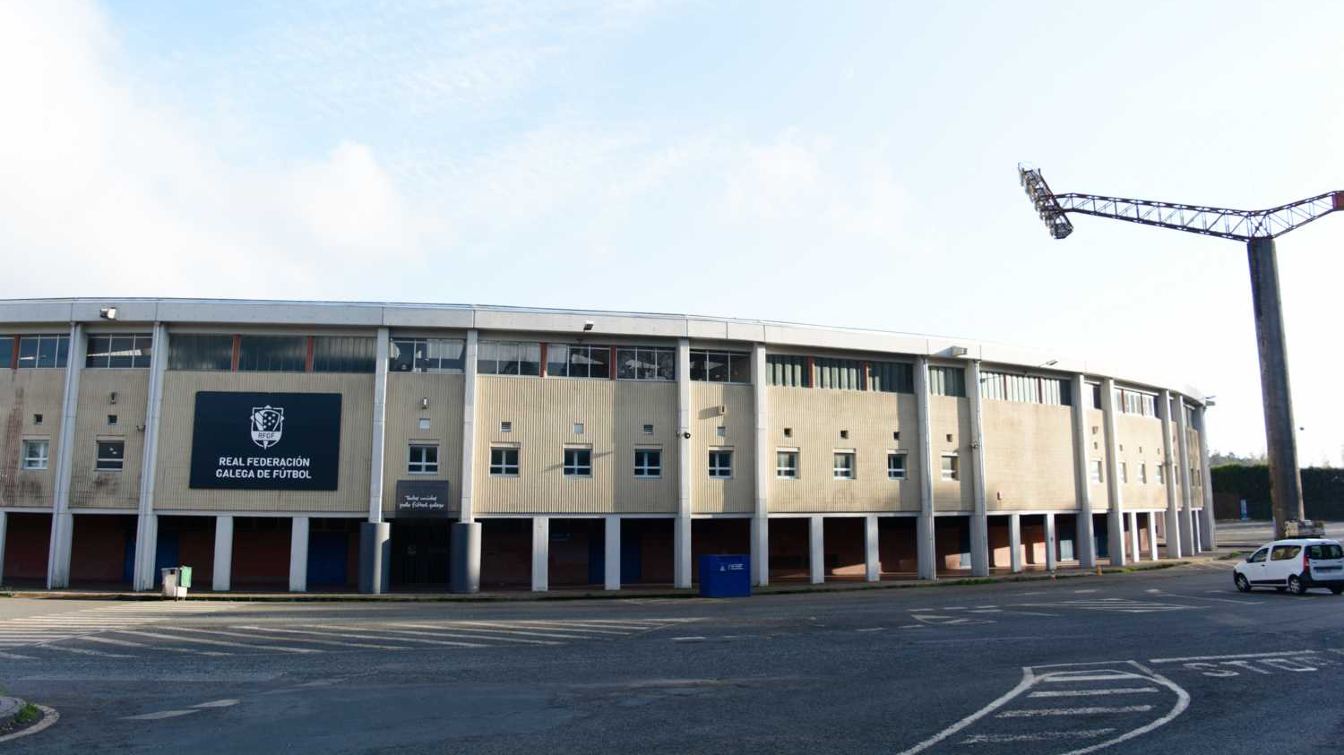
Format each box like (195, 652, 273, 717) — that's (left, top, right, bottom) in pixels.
(1246, 237, 1305, 537)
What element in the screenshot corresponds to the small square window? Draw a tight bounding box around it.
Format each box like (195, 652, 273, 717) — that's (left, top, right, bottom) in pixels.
(887, 452, 907, 480)
(833, 451, 855, 480)
(940, 453, 959, 481)
(490, 447, 519, 476)
(634, 449, 661, 478)
(21, 439, 49, 470)
(945, 434, 954, 443)
(107, 414, 118, 425)
(96, 440, 125, 471)
(892, 431, 900, 441)
(642, 424, 654, 435)
(716, 426, 726, 438)
(418, 417, 431, 430)
(573, 422, 584, 435)
(708, 450, 733, 478)
(563, 447, 592, 476)
(33, 414, 43, 425)
(839, 430, 849, 440)
(783, 427, 793, 438)
(500, 421, 513, 433)
(1089, 459, 1104, 483)
(408, 443, 439, 474)
(776, 450, 798, 479)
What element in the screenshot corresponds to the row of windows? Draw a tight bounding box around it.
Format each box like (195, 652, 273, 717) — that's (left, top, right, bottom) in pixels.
(1115, 388, 1158, 417)
(20, 439, 124, 471)
(1087, 459, 1201, 486)
(980, 371, 1072, 406)
(0, 335, 71, 369)
(765, 355, 916, 394)
(775, 450, 955, 481)
(474, 341, 678, 381)
(169, 335, 376, 373)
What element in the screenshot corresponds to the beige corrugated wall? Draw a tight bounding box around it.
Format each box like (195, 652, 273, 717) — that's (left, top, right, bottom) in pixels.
(69, 370, 148, 510)
(382, 373, 465, 515)
(1085, 407, 1110, 510)
(930, 395, 972, 512)
(154, 371, 373, 513)
(981, 400, 1076, 511)
(1115, 413, 1168, 510)
(1, 369, 66, 509)
(692, 382, 753, 514)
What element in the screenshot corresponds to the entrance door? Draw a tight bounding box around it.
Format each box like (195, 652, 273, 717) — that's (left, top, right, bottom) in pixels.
(391, 522, 451, 587)
(308, 531, 350, 588)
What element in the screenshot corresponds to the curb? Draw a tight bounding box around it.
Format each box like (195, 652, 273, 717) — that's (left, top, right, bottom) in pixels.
(0, 557, 1219, 603)
(0, 698, 57, 743)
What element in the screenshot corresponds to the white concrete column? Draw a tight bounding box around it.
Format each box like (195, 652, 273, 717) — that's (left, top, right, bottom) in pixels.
(674, 338, 692, 589)
(1193, 515, 1203, 553)
(751, 343, 770, 586)
(808, 515, 824, 585)
(604, 516, 620, 591)
(133, 323, 168, 591)
(1009, 514, 1022, 573)
(0, 511, 6, 586)
(369, 327, 390, 523)
(1176, 400, 1196, 555)
(914, 357, 937, 580)
(1099, 378, 1126, 566)
(1196, 405, 1217, 550)
(965, 360, 989, 577)
(1128, 511, 1140, 564)
(1070, 374, 1096, 568)
(213, 515, 233, 592)
(1044, 513, 1058, 571)
(1160, 391, 1182, 559)
(46, 322, 84, 589)
(460, 330, 480, 524)
(531, 516, 549, 592)
(289, 516, 309, 593)
(864, 514, 879, 582)
(1147, 513, 1159, 561)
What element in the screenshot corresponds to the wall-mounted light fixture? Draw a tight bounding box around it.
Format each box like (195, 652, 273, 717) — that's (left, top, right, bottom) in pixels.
(99, 306, 118, 320)
(420, 397, 429, 409)
(109, 391, 118, 404)
(583, 320, 595, 332)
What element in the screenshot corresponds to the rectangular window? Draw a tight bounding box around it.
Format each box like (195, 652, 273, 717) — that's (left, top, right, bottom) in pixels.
(869, 361, 915, 394)
(887, 452, 907, 480)
(833, 451, 855, 479)
(1090, 382, 1103, 409)
(708, 449, 733, 478)
(21, 439, 49, 470)
(389, 338, 465, 373)
(634, 449, 662, 478)
(1139, 463, 1148, 484)
(615, 347, 676, 381)
(1156, 464, 1165, 484)
(489, 446, 519, 476)
(814, 358, 866, 391)
(690, 350, 750, 383)
(776, 450, 799, 479)
(408, 443, 439, 474)
(1090, 459, 1104, 483)
(547, 344, 612, 379)
(979, 371, 1072, 406)
(929, 366, 966, 397)
(1119, 461, 1128, 483)
(85, 334, 153, 368)
(563, 447, 593, 477)
(478, 341, 541, 376)
(168, 334, 234, 371)
(17, 334, 70, 369)
(0, 336, 10, 367)
(95, 440, 125, 471)
(237, 335, 306, 372)
(312, 336, 376, 373)
(766, 355, 811, 388)
(941, 453, 959, 481)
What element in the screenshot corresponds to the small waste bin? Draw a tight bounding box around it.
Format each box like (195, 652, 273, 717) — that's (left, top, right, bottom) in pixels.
(698, 554, 751, 598)
(161, 567, 189, 600)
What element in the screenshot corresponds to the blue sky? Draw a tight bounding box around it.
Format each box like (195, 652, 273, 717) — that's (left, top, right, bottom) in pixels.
(2, 1, 1342, 463)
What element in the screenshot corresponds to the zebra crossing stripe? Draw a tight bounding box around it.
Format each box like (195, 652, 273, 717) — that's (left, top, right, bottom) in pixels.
(961, 727, 1116, 744)
(0, 650, 37, 660)
(79, 635, 230, 656)
(150, 627, 325, 654)
(230, 626, 410, 650)
(376, 624, 560, 645)
(996, 704, 1155, 718)
(294, 625, 488, 648)
(1029, 687, 1160, 698)
(39, 643, 133, 658)
(434, 621, 606, 639)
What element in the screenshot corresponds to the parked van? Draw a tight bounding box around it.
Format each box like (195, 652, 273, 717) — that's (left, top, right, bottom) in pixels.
(1234, 538, 1344, 595)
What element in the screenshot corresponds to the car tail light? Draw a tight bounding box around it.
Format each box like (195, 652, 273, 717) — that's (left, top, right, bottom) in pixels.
(1303, 550, 1310, 570)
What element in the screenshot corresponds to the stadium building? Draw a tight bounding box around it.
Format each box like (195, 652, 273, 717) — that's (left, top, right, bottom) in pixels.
(0, 298, 1215, 593)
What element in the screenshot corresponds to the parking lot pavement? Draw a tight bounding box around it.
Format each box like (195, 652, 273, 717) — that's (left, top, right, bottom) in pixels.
(2, 562, 1341, 753)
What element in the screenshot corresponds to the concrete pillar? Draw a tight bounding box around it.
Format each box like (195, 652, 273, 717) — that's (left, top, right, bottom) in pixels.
(1160, 391, 1182, 559)
(864, 515, 879, 582)
(1176, 400, 1196, 555)
(0, 511, 6, 586)
(965, 360, 989, 577)
(531, 517, 549, 592)
(808, 515, 824, 585)
(213, 515, 234, 592)
(752, 343, 770, 586)
(1070, 374, 1096, 568)
(1147, 513, 1159, 561)
(1044, 513, 1058, 571)
(1193, 515, 1203, 553)
(674, 338, 692, 589)
(46, 322, 84, 590)
(1128, 511, 1140, 565)
(604, 516, 621, 591)
(1009, 514, 1023, 573)
(1100, 378, 1126, 567)
(1196, 405, 1217, 550)
(133, 323, 168, 591)
(359, 521, 390, 594)
(361, 327, 391, 593)
(289, 516, 309, 593)
(914, 357, 937, 580)
(454, 329, 482, 594)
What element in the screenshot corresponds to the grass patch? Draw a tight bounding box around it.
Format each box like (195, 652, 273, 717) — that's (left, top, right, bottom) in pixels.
(15, 704, 40, 726)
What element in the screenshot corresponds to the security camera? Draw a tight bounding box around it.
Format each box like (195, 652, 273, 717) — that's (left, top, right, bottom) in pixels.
(682, 431, 691, 439)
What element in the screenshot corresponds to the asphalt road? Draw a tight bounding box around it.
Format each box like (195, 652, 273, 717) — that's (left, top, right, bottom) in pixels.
(2, 562, 1341, 753)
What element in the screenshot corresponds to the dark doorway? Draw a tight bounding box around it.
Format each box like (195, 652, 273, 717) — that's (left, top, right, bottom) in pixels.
(2, 513, 51, 586)
(70, 514, 135, 587)
(390, 520, 452, 588)
(309, 518, 359, 590)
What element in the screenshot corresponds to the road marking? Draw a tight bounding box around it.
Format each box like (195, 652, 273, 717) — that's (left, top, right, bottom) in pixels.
(436, 621, 609, 639)
(1041, 672, 1143, 683)
(294, 625, 487, 648)
(157, 627, 325, 653)
(79, 635, 230, 656)
(960, 728, 1115, 744)
(40, 643, 132, 658)
(671, 636, 706, 642)
(379, 623, 560, 645)
(0, 651, 37, 660)
(857, 627, 884, 632)
(997, 704, 1154, 718)
(1148, 650, 1321, 664)
(124, 709, 202, 721)
(1029, 687, 1159, 698)
(230, 626, 409, 650)
(191, 699, 240, 709)
(114, 629, 262, 652)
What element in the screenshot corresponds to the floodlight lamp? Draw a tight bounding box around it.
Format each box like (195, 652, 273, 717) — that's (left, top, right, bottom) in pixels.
(100, 306, 118, 320)
(582, 320, 594, 332)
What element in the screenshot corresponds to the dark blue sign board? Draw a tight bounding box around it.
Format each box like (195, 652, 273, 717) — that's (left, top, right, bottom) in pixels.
(189, 391, 342, 490)
(394, 479, 452, 518)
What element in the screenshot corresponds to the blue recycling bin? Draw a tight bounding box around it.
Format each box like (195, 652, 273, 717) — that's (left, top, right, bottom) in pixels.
(698, 554, 751, 598)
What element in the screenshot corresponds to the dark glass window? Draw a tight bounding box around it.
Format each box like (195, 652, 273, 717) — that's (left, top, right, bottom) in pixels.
(690, 350, 750, 383)
(489, 447, 520, 475)
(616, 347, 675, 381)
(390, 338, 464, 373)
(0, 336, 10, 368)
(563, 447, 593, 476)
(238, 335, 306, 372)
(169, 334, 234, 371)
(478, 341, 541, 376)
(634, 449, 661, 478)
(95, 440, 125, 470)
(86, 334, 153, 368)
(547, 344, 611, 379)
(313, 336, 375, 373)
(17, 334, 69, 368)
(929, 366, 966, 397)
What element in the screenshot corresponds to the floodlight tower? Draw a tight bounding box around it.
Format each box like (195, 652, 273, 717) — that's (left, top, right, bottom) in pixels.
(1018, 165, 1343, 540)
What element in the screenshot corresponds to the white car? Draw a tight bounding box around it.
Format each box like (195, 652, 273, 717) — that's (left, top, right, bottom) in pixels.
(1234, 538, 1344, 595)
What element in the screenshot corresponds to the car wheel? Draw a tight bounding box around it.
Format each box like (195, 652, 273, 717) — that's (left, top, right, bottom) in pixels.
(1234, 573, 1252, 593)
(1288, 575, 1308, 595)
(1330, 586, 1343, 596)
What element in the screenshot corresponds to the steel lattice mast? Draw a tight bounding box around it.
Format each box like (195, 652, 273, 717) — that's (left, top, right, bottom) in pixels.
(1018, 165, 1344, 539)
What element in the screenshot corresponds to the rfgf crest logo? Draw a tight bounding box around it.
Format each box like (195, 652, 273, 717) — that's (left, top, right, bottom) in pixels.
(250, 405, 285, 449)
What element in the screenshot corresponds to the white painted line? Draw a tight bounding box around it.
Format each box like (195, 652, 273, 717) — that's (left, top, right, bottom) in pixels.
(1149, 650, 1321, 664)
(1042, 672, 1143, 683)
(997, 704, 1154, 718)
(961, 728, 1116, 744)
(379, 623, 559, 645)
(191, 699, 240, 709)
(1074, 589, 1099, 594)
(435, 622, 597, 640)
(507, 621, 632, 635)
(160, 627, 325, 653)
(115, 630, 264, 652)
(229, 626, 409, 650)
(124, 709, 202, 721)
(295, 625, 486, 648)
(0, 705, 59, 744)
(40, 644, 133, 658)
(80, 635, 229, 656)
(857, 627, 884, 632)
(896, 667, 1038, 754)
(1029, 688, 1159, 698)
(0, 651, 37, 660)
(671, 636, 706, 642)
